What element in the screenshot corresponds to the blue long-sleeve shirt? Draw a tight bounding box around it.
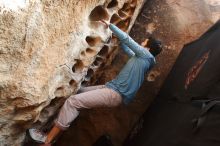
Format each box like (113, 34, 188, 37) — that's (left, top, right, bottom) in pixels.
(105, 24, 156, 104)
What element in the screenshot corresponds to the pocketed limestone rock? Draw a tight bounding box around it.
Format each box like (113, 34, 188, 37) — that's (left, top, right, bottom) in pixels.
(0, 0, 145, 145)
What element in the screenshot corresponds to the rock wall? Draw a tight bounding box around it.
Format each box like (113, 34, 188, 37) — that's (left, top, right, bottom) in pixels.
(0, 0, 146, 145)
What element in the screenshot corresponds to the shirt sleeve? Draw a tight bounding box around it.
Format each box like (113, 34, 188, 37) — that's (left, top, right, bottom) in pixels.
(120, 43, 135, 58)
(109, 24, 153, 58)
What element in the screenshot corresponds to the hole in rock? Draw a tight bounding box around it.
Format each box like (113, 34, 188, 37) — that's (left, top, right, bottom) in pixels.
(14, 104, 38, 113)
(110, 13, 122, 24)
(96, 57, 104, 61)
(93, 60, 99, 66)
(54, 87, 64, 97)
(86, 48, 97, 57)
(107, 0, 118, 8)
(89, 5, 110, 21)
(54, 86, 71, 98)
(105, 36, 112, 44)
(130, 0, 137, 7)
(81, 80, 88, 87)
(69, 79, 77, 88)
(118, 9, 130, 19)
(121, 2, 135, 16)
(86, 36, 102, 47)
(80, 51, 86, 57)
(56, 87, 63, 90)
(111, 35, 118, 44)
(38, 109, 51, 124)
(93, 57, 104, 66)
(127, 8, 135, 16)
(85, 68, 94, 80)
(46, 97, 65, 110)
(37, 97, 66, 129)
(121, 3, 130, 11)
(116, 18, 131, 31)
(72, 59, 84, 73)
(98, 45, 109, 57)
(128, 6, 136, 16)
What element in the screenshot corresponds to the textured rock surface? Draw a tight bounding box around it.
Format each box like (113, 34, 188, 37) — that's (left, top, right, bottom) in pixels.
(0, 0, 145, 145)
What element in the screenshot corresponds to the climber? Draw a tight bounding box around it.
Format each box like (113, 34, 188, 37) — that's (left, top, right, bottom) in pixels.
(28, 20, 163, 145)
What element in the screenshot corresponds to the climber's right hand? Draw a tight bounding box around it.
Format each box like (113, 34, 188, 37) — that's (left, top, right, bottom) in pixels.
(100, 20, 110, 29)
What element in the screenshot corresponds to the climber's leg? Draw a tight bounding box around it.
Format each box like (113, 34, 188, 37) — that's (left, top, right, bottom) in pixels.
(55, 86, 122, 130)
(29, 85, 106, 143)
(45, 126, 61, 144)
(47, 86, 122, 144)
(77, 85, 105, 93)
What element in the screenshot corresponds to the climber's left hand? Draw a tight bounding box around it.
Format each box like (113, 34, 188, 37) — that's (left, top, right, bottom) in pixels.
(100, 20, 109, 29)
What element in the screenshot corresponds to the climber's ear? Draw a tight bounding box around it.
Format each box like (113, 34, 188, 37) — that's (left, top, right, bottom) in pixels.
(141, 39, 149, 47)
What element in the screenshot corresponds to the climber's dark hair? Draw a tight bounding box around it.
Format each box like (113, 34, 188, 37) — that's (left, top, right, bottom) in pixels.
(146, 36, 163, 57)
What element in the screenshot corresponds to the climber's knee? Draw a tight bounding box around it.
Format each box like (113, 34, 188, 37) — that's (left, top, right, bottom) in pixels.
(64, 95, 82, 109)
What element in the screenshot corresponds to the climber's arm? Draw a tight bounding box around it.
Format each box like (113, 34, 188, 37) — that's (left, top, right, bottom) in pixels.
(120, 43, 135, 57)
(109, 23, 149, 58)
(100, 20, 153, 58)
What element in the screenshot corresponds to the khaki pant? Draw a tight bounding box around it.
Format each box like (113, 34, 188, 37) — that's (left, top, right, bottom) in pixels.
(55, 85, 122, 130)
